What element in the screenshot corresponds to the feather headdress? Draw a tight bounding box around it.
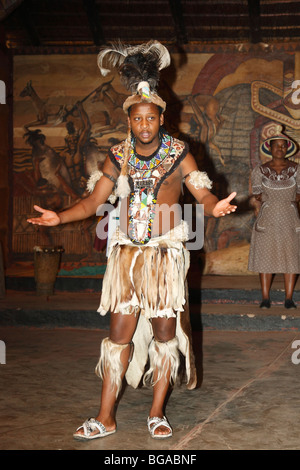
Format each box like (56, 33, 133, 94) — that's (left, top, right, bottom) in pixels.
(97, 40, 170, 111)
(97, 40, 170, 84)
(97, 40, 171, 198)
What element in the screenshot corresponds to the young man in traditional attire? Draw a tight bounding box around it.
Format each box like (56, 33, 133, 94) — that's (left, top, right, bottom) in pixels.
(27, 41, 237, 440)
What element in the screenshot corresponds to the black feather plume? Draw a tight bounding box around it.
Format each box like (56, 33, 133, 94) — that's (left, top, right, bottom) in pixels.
(119, 52, 160, 93)
(97, 40, 170, 93)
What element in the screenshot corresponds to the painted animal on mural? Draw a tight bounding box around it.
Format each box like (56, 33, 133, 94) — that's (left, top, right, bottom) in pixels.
(20, 80, 67, 128)
(15, 49, 300, 265)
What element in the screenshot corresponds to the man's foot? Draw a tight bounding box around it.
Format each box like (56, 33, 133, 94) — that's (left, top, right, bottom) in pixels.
(284, 299, 297, 309)
(73, 418, 116, 441)
(260, 299, 271, 309)
(147, 416, 172, 439)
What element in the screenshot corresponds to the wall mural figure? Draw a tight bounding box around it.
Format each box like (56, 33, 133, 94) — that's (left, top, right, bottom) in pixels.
(17, 81, 109, 261)
(91, 78, 128, 137)
(250, 55, 300, 170)
(20, 80, 67, 128)
(186, 93, 224, 166)
(12, 47, 300, 273)
(23, 129, 71, 194)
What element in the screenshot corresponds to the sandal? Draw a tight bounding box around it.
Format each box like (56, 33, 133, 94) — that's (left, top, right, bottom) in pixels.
(147, 415, 173, 439)
(73, 418, 116, 441)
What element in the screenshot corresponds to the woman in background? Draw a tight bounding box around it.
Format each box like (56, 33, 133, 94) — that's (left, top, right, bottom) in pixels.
(248, 125, 300, 309)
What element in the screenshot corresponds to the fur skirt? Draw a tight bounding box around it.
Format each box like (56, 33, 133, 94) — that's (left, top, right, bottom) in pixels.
(98, 221, 197, 389)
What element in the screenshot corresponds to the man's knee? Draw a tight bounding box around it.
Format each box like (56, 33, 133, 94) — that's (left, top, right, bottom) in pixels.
(152, 317, 176, 342)
(109, 311, 139, 344)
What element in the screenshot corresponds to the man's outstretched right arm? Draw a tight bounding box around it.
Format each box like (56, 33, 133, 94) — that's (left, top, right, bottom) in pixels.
(27, 156, 119, 227)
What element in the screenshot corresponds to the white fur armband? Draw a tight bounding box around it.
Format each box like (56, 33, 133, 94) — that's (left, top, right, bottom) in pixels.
(87, 170, 103, 193)
(185, 170, 213, 190)
(86, 170, 117, 204)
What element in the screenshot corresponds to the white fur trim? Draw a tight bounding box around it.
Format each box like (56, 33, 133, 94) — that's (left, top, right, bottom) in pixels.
(143, 337, 180, 386)
(186, 170, 212, 190)
(108, 193, 117, 204)
(116, 174, 131, 198)
(95, 338, 130, 397)
(87, 170, 103, 193)
(86, 170, 117, 204)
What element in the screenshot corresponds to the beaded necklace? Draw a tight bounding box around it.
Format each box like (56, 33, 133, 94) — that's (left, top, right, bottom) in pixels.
(127, 132, 172, 244)
(109, 131, 187, 244)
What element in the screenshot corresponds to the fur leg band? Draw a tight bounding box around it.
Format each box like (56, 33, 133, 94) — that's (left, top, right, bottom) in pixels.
(95, 338, 133, 397)
(143, 337, 180, 387)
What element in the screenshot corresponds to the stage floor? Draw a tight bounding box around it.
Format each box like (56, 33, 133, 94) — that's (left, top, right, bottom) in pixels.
(0, 325, 299, 451)
(1, 273, 300, 450)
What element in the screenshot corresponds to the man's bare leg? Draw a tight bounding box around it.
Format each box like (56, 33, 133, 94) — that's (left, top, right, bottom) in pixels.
(74, 311, 139, 438)
(148, 317, 177, 437)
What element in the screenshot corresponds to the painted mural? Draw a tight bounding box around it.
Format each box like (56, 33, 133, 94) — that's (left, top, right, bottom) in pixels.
(12, 45, 300, 273)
